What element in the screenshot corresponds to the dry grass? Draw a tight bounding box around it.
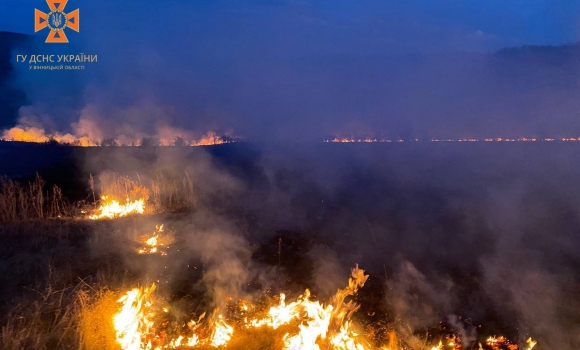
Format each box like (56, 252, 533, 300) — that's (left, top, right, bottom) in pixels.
(96, 172, 149, 205)
(96, 171, 196, 213)
(1, 281, 81, 350)
(77, 289, 120, 350)
(0, 171, 197, 223)
(1, 284, 124, 350)
(0, 174, 75, 222)
(0, 218, 134, 350)
(149, 171, 196, 211)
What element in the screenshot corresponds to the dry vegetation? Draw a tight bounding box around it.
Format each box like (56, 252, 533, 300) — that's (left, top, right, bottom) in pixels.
(1, 281, 121, 350)
(0, 171, 198, 349)
(0, 211, 172, 350)
(0, 219, 118, 350)
(95, 171, 196, 212)
(0, 171, 197, 223)
(0, 174, 76, 221)
(0, 216, 293, 350)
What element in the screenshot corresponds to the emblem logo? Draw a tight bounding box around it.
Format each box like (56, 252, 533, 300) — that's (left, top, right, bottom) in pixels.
(35, 0, 79, 43)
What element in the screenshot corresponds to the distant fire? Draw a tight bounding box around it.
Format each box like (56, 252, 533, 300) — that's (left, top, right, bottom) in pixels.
(325, 136, 579, 143)
(1, 126, 98, 146)
(1, 126, 241, 147)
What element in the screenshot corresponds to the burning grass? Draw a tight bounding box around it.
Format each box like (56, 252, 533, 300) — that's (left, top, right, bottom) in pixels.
(101, 265, 537, 350)
(0, 171, 197, 223)
(0, 216, 541, 350)
(0, 167, 547, 350)
(88, 173, 150, 220)
(136, 224, 173, 255)
(109, 266, 371, 350)
(87, 171, 196, 220)
(0, 127, 242, 147)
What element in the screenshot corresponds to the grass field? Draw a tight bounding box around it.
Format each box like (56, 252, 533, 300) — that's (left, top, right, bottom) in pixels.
(1, 143, 579, 349)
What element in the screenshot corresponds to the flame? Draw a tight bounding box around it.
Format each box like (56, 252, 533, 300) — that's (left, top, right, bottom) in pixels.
(114, 288, 232, 349)
(114, 284, 157, 350)
(112, 266, 537, 350)
(1, 125, 240, 147)
(526, 338, 537, 350)
(325, 136, 580, 143)
(2, 126, 50, 143)
(429, 341, 443, 350)
(247, 292, 302, 329)
(89, 196, 145, 220)
(210, 315, 234, 347)
(1, 126, 98, 146)
(246, 265, 370, 350)
(485, 335, 526, 350)
(191, 131, 230, 146)
(137, 225, 172, 256)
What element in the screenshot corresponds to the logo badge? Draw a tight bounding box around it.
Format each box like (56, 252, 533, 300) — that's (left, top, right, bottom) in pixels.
(35, 0, 79, 43)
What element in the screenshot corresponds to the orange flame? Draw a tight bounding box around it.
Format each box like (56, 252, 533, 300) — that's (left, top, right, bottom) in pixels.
(112, 266, 537, 350)
(89, 196, 145, 220)
(1, 125, 240, 147)
(325, 136, 579, 143)
(114, 284, 157, 350)
(137, 224, 172, 256)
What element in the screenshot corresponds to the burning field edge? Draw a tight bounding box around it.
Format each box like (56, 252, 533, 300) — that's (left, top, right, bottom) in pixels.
(0, 169, 542, 350)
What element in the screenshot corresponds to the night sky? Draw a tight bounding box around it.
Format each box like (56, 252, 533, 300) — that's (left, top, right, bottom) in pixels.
(1, 0, 580, 141)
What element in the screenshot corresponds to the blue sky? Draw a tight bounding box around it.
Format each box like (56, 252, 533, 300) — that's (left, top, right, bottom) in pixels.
(2, 0, 579, 53)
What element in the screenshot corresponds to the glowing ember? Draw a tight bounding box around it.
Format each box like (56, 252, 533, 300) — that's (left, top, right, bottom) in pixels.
(89, 196, 145, 220)
(485, 335, 536, 350)
(137, 224, 172, 255)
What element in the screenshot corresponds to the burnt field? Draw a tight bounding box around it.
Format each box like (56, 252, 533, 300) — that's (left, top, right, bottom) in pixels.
(0, 141, 579, 349)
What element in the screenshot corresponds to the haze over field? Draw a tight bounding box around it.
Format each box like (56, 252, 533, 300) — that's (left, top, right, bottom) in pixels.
(1, 0, 580, 143)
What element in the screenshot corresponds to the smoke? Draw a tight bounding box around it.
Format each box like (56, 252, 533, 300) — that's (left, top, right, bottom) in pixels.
(389, 261, 454, 331)
(3, 1, 580, 144)
(476, 188, 580, 348)
(183, 210, 252, 309)
(5, 1, 574, 346)
(307, 245, 344, 299)
(233, 144, 580, 348)
(65, 133, 580, 349)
